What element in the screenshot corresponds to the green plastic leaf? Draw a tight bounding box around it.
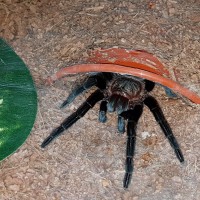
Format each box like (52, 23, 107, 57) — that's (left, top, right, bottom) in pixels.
(0, 38, 37, 161)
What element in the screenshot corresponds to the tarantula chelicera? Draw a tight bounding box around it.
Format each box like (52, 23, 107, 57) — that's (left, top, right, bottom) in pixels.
(41, 72, 184, 188)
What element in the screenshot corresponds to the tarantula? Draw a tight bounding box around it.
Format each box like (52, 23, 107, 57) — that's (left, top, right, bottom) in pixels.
(41, 72, 184, 188)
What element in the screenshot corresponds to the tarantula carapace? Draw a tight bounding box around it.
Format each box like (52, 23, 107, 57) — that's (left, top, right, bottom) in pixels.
(41, 72, 184, 188)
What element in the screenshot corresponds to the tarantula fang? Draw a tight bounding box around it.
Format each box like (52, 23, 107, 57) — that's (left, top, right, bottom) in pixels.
(41, 72, 184, 188)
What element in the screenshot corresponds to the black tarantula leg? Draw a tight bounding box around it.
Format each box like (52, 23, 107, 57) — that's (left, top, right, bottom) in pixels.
(60, 73, 111, 108)
(118, 115, 125, 133)
(144, 96, 184, 163)
(99, 100, 107, 123)
(41, 90, 104, 148)
(145, 80, 177, 98)
(122, 105, 144, 188)
(117, 97, 129, 133)
(60, 76, 97, 108)
(144, 79, 155, 92)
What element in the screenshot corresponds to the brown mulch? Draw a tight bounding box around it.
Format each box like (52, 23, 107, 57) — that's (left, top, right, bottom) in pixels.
(0, 1, 200, 199)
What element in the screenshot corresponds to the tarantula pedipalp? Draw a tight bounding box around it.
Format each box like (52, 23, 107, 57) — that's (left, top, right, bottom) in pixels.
(41, 72, 184, 188)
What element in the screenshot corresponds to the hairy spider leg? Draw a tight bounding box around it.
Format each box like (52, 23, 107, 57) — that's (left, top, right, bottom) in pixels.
(144, 96, 184, 162)
(99, 97, 128, 133)
(107, 94, 118, 112)
(60, 72, 113, 108)
(121, 105, 144, 188)
(107, 95, 129, 113)
(99, 100, 107, 123)
(117, 97, 129, 133)
(115, 96, 129, 114)
(163, 86, 177, 98)
(118, 115, 126, 133)
(146, 79, 177, 98)
(144, 79, 155, 92)
(107, 94, 129, 132)
(41, 90, 104, 148)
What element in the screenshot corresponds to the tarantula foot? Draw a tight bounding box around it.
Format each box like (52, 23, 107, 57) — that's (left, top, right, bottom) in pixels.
(99, 111, 107, 123)
(123, 173, 132, 188)
(41, 135, 54, 148)
(175, 149, 184, 163)
(60, 101, 69, 109)
(41, 126, 64, 148)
